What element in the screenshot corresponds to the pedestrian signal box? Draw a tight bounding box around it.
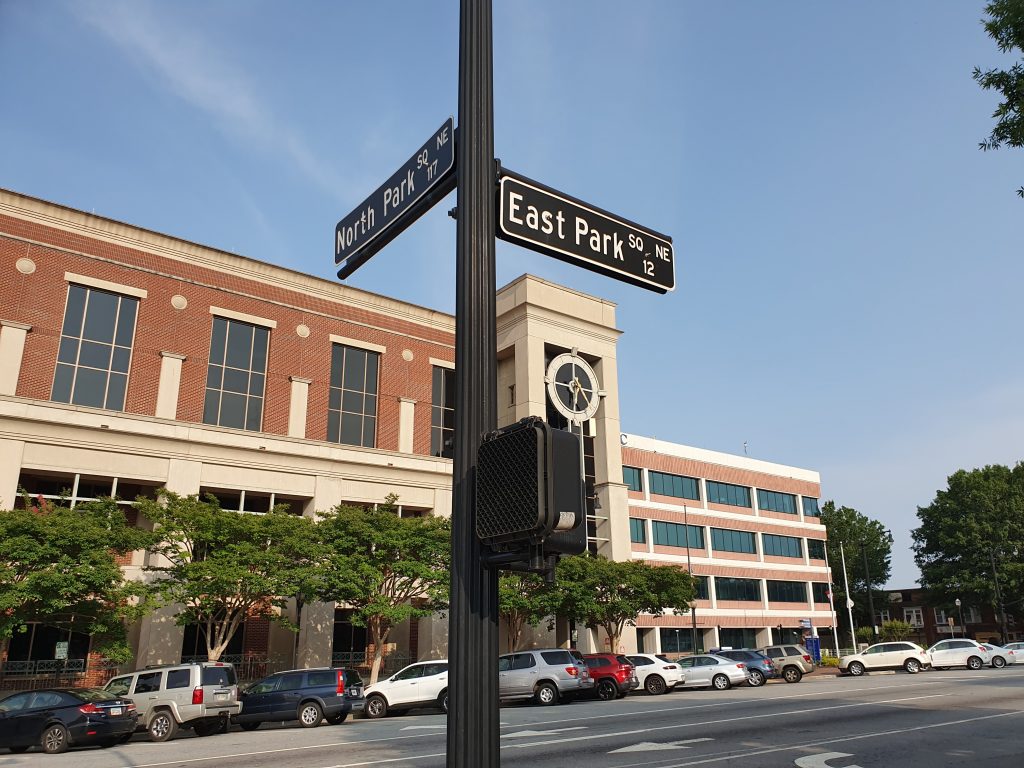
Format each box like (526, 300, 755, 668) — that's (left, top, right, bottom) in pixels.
(476, 417, 586, 555)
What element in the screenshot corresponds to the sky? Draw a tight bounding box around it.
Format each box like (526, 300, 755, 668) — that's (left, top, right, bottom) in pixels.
(1, 1, 1021, 588)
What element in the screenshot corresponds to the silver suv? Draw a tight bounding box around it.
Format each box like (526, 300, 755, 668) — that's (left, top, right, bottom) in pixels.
(498, 649, 594, 705)
(758, 644, 815, 683)
(104, 661, 240, 741)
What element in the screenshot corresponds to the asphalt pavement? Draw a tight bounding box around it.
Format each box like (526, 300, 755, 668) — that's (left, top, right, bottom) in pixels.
(3, 666, 1022, 768)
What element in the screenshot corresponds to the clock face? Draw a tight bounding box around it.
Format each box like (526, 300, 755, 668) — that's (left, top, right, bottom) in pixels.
(546, 352, 601, 421)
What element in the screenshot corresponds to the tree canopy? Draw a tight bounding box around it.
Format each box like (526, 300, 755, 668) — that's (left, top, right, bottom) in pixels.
(0, 498, 154, 662)
(973, 0, 1024, 197)
(138, 491, 316, 661)
(498, 572, 550, 653)
(819, 501, 893, 631)
(548, 555, 696, 651)
(912, 463, 1024, 623)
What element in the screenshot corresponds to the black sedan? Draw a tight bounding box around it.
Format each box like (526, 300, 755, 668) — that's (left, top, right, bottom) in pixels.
(0, 688, 137, 754)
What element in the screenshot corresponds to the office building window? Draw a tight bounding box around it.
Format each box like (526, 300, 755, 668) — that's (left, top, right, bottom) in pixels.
(648, 470, 700, 501)
(767, 580, 807, 603)
(52, 284, 138, 411)
(431, 366, 455, 458)
(328, 344, 379, 447)
(203, 316, 269, 431)
(807, 539, 827, 560)
(715, 577, 760, 602)
(695, 575, 710, 600)
(199, 487, 307, 516)
(802, 497, 821, 517)
(710, 527, 757, 554)
(15, 471, 158, 511)
(622, 466, 643, 492)
(757, 489, 797, 514)
(763, 533, 803, 558)
(629, 517, 647, 544)
(652, 520, 704, 549)
(811, 582, 831, 603)
(706, 480, 751, 508)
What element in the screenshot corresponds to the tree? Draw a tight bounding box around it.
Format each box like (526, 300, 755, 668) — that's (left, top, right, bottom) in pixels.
(313, 496, 450, 684)
(498, 572, 550, 652)
(912, 464, 1024, 634)
(138, 491, 315, 661)
(0, 498, 154, 663)
(549, 555, 696, 652)
(880, 620, 914, 641)
(820, 501, 893, 631)
(973, 0, 1024, 198)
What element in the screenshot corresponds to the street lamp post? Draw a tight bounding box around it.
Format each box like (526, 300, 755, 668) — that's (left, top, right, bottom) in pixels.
(683, 504, 698, 654)
(955, 598, 963, 639)
(673, 628, 681, 654)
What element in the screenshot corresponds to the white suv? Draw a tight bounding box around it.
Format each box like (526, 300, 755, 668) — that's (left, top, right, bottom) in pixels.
(625, 654, 684, 695)
(363, 660, 448, 719)
(839, 642, 931, 676)
(927, 639, 991, 670)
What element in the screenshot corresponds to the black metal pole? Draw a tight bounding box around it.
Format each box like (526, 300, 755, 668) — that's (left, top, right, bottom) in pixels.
(447, 1, 498, 767)
(990, 550, 1009, 643)
(862, 544, 876, 641)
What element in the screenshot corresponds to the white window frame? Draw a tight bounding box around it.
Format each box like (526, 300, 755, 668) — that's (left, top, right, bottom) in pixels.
(904, 608, 924, 627)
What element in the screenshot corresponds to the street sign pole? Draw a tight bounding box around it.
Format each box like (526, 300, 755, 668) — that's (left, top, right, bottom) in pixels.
(447, 0, 499, 766)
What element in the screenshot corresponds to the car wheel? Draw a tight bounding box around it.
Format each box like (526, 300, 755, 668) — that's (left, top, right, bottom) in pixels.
(967, 656, 983, 670)
(848, 661, 865, 677)
(783, 666, 803, 683)
(193, 721, 219, 737)
(992, 657, 1006, 669)
(41, 723, 70, 754)
(438, 689, 449, 713)
(596, 679, 618, 701)
(904, 659, 921, 674)
(535, 682, 559, 706)
(364, 694, 388, 719)
(644, 674, 667, 695)
(712, 674, 731, 691)
(747, 669, 766, 687)
(299, 702, 323, 728)
(148, 711, 178, 742)
(326, 713, 349, 725)
(240, 721, 261, 731)
(117, 732, 133, 744)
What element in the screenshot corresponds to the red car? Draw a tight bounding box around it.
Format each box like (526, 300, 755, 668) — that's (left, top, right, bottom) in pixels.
(582, 653, 640, 700)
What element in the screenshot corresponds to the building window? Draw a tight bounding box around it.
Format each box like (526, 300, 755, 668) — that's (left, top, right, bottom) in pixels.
(762, 534, 803, 558)
(5, 622, 91, 662)
(695, 575, 710, 600)
(629, 517, 647, 544)
(328, 344, 379, 447)
(52, 284, 139, 411)
(715, 577, 761, 602)
(710, 527, 757, 554)
(203, 316, 269, 431)
(706, 480, 751, 508)
(807, 539, 827, 560)
(876, 610, 891, 623)
(904, 608, 924, 627)
(622, 466, 643, 492)
(767, 580, 807, 603)
(648, 471, 700, 501)
(964, 606, 981, 624)
(811, 582, 831, 603)
(757, 489, 797, 514)
(802, 497, 821, 517)
(431, 366, 455, 458)
(933, 608, 948, 625)
(652, 520, 704, 549)
(199, 487, 307, 516)
(15, 470, 158, 511)
(719, 628, 758, 649)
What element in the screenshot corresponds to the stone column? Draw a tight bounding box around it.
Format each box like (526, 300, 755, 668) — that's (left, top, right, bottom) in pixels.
(288, 377, 312, 438)
(398, 397, 416, 453)
(0, 439, 25, 509)
(0, 321, 31, 396)
(155, 352, 185, 419)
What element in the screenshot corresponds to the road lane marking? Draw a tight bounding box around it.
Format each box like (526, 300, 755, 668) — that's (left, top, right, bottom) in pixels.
(504, 726, 587, 738)
(610, 737, 714, 753)
(794, 752, 862, 768)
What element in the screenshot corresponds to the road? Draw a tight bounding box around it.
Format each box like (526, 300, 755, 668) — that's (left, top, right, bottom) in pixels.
(3, 667, 1022, 768)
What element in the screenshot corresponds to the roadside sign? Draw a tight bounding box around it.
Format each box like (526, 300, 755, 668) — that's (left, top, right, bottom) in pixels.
(497, 170, 675, 293)
(55, 641, 68, 660)
(335, 117, 457, 279)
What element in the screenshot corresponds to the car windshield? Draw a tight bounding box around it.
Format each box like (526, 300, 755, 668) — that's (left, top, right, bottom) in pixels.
(202, 666, 236, 686)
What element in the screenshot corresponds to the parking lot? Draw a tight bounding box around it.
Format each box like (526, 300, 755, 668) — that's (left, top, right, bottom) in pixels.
(3, 666, 1022, 768)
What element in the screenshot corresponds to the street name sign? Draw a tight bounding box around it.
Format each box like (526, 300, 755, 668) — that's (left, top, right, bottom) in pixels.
(497, 170, 675, 294)
(335, 117, 456, 279)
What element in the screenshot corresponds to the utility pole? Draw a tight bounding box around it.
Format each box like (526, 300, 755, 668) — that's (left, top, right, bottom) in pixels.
(862, 543, 877, 641)
(447, 1, 498, 766)
(684, 504, 698, 653)
(990, 549, 1010, 643)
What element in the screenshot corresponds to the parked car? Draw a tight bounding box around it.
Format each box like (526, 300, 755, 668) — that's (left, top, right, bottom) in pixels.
(926, 639, 991, 670)
(1003, 641, 1024, 654)
(979, 643, 1016, 668)
(581, 653, 639, 700)
(499, 649, 594, 705)
(838, 642, 931, 676)
(625, 653, 684, 694)
(674, 653, 750, 690)
(758, 644, 815, 683)
(712, 648, 777, 687)
(363, 660, 448, 719)
(235, 667, 364, 730)
(104, 661, 239, 741)
(0, 688, 137, 754)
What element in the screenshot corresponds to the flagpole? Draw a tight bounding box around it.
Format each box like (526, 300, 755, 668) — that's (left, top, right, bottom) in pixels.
(822, 545, 840, 657)
(840, 542, 856, 652)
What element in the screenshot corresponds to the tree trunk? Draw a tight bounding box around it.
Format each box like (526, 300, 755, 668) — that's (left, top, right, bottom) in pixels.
(367, 618, 392, 685)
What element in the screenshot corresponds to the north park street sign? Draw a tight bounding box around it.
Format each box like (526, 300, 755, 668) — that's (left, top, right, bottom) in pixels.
(497, 170, 675, 293)
(335, 117, 456, 279)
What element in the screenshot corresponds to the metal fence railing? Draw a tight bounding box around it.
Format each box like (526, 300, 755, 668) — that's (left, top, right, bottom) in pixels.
(332, 652, 413, 678)
(0, 658, 121, 691)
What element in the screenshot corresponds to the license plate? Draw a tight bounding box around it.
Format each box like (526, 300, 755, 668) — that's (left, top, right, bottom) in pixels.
(110, 707, 123, 716)
(215, 692, 228, 701)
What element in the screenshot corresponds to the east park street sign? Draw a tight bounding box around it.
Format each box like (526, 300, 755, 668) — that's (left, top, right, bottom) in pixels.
(335, 117, 456, 279)
(497, 170, 675, 294)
